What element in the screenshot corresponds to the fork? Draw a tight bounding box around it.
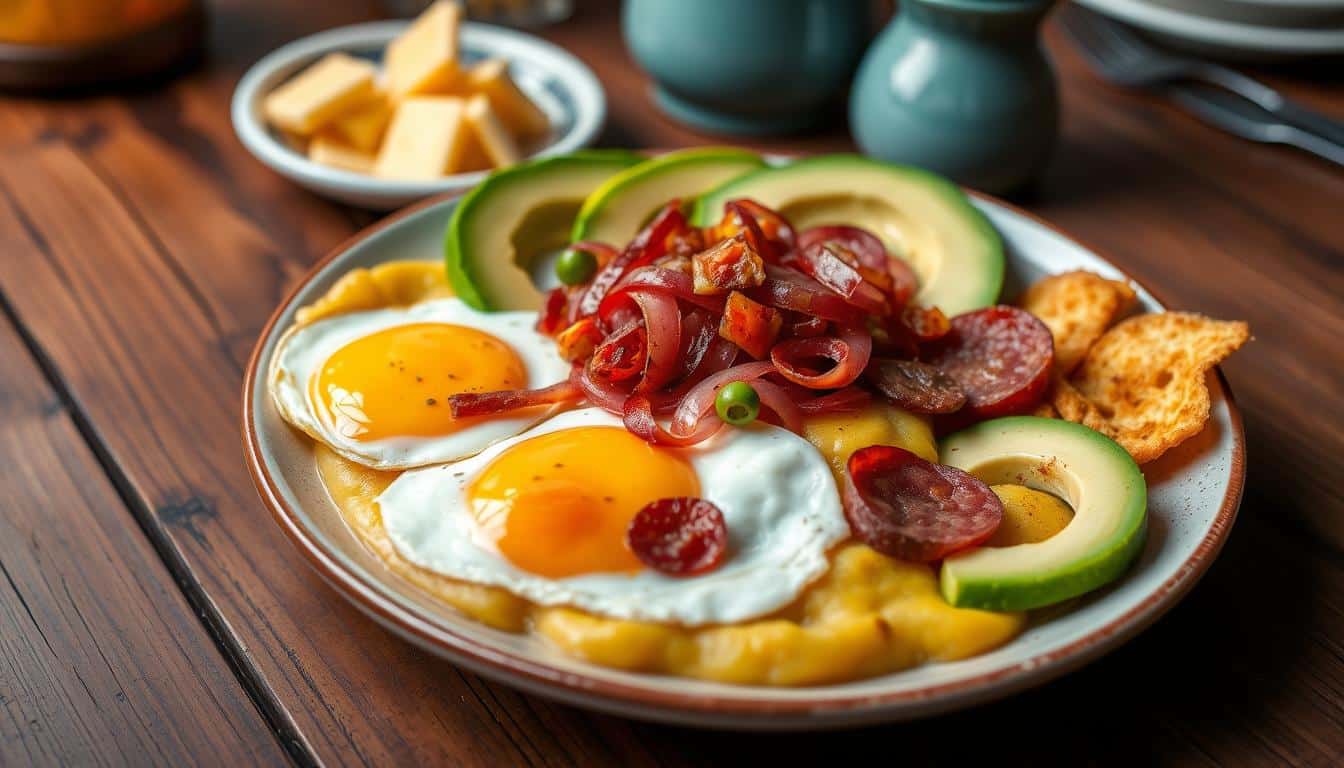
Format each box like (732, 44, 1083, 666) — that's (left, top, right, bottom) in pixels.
(1060, 4, 1344, 150)
(1169, 85, 1344, 166)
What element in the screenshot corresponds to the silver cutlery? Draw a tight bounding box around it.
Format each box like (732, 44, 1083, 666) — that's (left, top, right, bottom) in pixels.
(1060, 4, 1344, 151)
(1168, 84, 1344, 166)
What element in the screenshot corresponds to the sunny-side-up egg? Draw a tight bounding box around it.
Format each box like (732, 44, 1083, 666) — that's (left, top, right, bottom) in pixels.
(376, 408, 852, 625)
(269, 297, 571, 469)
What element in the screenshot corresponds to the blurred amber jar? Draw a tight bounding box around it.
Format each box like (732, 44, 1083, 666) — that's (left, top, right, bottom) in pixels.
(0, 0, 205, 91)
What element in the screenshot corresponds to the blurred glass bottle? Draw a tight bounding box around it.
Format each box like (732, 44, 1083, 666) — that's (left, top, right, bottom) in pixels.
(0, 0, 205, 92)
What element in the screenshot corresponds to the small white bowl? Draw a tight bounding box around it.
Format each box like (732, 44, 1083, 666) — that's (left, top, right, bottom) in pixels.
(232, 20, 606, 210)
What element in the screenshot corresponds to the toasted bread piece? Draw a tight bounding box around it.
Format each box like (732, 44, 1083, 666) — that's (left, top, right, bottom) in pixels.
(1066, 312, 1249, 463)
(1019, 270, 1137, 374)
(1051, 377, 1111, 435)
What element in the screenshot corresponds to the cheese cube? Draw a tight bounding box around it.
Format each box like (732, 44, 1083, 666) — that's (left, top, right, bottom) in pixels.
(374, 97, 468, 180)
(264, 53, 377, 135)
(463, 94, 521, 169)
(328, 95, 392, 152)
(384, 1, 462, 100)
(463, 58, 549, 141)
(456, 132, 494, 173)
(308, 133, 377, 174)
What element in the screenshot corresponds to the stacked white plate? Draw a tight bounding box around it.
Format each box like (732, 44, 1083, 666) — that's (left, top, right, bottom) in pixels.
(1077, 0, 1344, 57)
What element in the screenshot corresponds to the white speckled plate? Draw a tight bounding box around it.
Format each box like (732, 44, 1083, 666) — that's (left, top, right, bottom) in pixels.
(231, 21, 605, 210)
(243, 188, 1244, 729)
(1079, 0, 1344, 57)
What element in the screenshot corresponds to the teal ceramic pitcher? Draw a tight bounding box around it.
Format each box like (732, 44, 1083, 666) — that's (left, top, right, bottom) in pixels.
(623, 0, 871, 136)
(849, 0, 1058, 194)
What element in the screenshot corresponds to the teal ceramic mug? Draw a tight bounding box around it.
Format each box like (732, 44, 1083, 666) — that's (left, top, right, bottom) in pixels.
(849, 0, 1058, 194)
(622, 0, 871, 136)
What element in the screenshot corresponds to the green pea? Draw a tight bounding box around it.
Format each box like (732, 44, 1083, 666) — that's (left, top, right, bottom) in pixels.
(715, 381, 761, 426)
(555, 247, 598, 286)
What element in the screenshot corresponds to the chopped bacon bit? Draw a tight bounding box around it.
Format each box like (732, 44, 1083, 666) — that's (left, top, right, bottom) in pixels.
(664, 226, 706, 259)
(657, 255, 694, 275)
(447, 377, 582, 419)
(719, 291, 782, 359)
(626, 497, 728, 576)
(904, 304, 950, 343)
(692, 235, 766, 295)
(859, 264, 894, 293)
(794, 241, 862, 293)
(589, 321, 648, 382)
(554, 317, 604, 362)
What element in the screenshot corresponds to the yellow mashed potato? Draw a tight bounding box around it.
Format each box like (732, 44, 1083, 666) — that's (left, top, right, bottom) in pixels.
(301, 260, 1029, 685)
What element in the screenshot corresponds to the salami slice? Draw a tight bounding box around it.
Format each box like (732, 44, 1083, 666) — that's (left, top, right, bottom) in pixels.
(866, 358, 966, 414)
(843, 446, 1002, 563)
(923, 305, 1053, 419)
(627, 497, 728, 576)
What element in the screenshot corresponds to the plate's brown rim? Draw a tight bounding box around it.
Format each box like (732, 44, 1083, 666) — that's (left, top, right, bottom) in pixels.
(241, 184, 1246, 720)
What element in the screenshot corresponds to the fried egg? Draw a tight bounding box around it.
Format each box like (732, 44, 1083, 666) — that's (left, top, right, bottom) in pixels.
(377, 408, 850, 625)
(269, 298, 570, 469)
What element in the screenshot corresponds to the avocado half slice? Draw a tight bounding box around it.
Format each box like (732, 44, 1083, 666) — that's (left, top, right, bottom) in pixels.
(445, 150, 643, 311)
(693, 155, 1004, 315)
(570, 147, 766, 245)
(938, 416, 1147, 612)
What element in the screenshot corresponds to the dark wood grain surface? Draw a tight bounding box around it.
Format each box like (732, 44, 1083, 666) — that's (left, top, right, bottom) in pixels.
(0, 1, 1340, 765)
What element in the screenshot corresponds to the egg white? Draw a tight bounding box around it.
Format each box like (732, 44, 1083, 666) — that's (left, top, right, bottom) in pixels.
(269, 298, 571, 470)
(377, 408, 851, 626)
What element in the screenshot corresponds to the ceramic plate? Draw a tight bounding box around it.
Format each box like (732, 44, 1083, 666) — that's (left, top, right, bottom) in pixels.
(1079, 0, 1344, 57)
(1144, 0, 1344, 28)
(243, 191, 1244, 729)
(231, 21, 605, 210)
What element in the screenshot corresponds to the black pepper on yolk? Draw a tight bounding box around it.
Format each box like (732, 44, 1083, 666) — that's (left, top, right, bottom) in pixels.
(312, 323, 526, 441)
(467, 427, 700, 578)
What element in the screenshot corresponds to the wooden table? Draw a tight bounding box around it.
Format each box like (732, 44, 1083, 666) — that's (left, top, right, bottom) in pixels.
(2, 1, 1341, 765)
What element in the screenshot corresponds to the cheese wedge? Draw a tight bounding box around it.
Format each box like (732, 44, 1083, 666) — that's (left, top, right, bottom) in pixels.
(463, 94, 521, 168)
(264, 53, 378, 135)
(384, 1, 462, 100)
(309, 133, 377, 174)
(328, 95, 392, 153)
(463, 58, 549, 141)
(374, 97, 468, 180)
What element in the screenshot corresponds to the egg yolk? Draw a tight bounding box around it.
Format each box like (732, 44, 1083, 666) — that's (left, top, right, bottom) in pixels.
(313, 323, 526, 441)
(467, 427, 700, 578)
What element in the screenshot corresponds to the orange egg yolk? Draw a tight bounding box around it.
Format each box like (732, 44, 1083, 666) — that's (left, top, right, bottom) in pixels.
(313, 323, 526, 441)
(467, 427, 700, 578)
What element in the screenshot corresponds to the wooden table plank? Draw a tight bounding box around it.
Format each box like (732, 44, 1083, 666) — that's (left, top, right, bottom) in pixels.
(0, 303, 285, 765)
(0, 0, 1339, 765)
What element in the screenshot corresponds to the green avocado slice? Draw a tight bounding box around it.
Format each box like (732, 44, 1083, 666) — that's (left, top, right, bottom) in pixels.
(693, 155, 1004, 315)
(570, 147, 765, 245)
(938, 416, 1148, 612)
(445, 150, 642, 311)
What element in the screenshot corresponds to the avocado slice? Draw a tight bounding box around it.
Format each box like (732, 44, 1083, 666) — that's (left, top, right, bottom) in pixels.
(693, 155, 1004, 315)
(571, 147, 766, 245)
(938, 416, 1147, 612)
(445, 150, 643, 311)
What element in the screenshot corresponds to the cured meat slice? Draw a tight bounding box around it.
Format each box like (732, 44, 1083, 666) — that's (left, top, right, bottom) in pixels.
(626, 497, 728, 576)
(843, 445, 1002, 563)
(924, 306, 1053, 419)
(866, 358, 966, 414)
